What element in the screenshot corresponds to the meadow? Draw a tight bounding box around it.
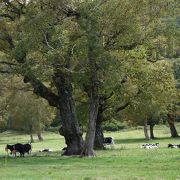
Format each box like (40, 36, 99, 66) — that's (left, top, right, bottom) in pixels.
(0, 124, 180, 180)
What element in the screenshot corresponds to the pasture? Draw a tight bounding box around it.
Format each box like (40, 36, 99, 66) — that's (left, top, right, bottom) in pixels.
(0, 124, 180, 180)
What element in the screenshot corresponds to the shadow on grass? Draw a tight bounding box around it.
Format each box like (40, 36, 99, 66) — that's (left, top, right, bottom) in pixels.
(115, 136, 180, 144)
(0, 152, 61, 161)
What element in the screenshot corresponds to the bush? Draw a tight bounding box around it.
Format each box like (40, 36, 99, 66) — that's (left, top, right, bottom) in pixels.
(103, 120, 126, 131)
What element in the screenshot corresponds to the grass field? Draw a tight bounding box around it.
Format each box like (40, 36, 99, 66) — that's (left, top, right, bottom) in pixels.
(0, 124, 180, 180)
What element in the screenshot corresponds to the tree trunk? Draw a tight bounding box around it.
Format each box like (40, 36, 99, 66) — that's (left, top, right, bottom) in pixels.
(167, 113, 179, 138)
(30, 134, 34, 143)
(144, 119, 150, 140)
(150, 123, 156, 139)
(37, 118, 43, 141)
(94, 98, 106, 150)
(81, 94, 99, 157)
(94, 119, 105, 150)
(29, 124, 34, 143)
(37, 132, 43, 141)
(54, 71, 83, 155)
(81, 21, 100, 157)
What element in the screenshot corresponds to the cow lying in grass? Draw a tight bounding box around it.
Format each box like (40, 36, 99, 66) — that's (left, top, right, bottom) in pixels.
(39, 148, 53, 152)
(104, 137, 115, 145)
(103, 137, 115, 148)
(140, 143, 159, 149)
(5, 143, 32, 157)
(168, 144, 180, 148)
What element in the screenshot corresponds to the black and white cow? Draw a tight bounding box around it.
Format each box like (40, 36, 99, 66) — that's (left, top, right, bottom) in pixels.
(39, 148, 53, 152)
(103, 137, 115, 145)
(140, 143, 159, 149)
(168, 144, 180, 148)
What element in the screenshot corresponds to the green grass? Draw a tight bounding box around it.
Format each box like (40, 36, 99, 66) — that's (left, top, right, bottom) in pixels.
(0, 124, 180, 180)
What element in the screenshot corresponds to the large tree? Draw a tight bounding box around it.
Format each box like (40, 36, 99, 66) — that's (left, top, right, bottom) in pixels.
(0, 0, 84, 155)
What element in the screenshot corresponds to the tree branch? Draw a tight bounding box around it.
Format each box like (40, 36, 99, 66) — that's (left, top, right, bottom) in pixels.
(116, 102, 130, 113)
(23, 73, 59, 107)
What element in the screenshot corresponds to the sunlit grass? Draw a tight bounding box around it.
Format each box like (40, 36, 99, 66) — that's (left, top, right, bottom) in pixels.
(0, 124, 180, 180)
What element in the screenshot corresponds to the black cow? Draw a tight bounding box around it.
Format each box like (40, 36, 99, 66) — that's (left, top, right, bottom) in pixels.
(5, 143, 25, 157)
(103, 137, 114, 145)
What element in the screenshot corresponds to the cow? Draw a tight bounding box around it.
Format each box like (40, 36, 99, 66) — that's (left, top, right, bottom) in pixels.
(168, 144, 180, 148)
(140, 143, 159, 149)
(5, 143, 25, 157)
(39, 148, 53, 152)
(103, 137, 115, 145)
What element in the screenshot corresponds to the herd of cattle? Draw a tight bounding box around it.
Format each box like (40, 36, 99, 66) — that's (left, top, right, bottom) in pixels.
(140, 143, 180, 149)
(4, 137, 180, 157)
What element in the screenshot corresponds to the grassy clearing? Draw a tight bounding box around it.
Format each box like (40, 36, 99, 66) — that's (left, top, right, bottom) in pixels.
(0, 124, 180, 180)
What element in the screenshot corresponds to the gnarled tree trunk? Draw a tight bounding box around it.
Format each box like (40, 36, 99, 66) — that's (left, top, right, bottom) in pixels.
(54, 71, 84, 155)
(167, 113, 179, 138)
(24, 68, 84, 155)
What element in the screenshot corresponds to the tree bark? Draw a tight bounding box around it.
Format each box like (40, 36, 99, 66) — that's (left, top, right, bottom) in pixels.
(81, 93, 99, 157)
(94, 119, 105, 150)
(167, 113, 179, 137)
(54, 71, 84, 155)
(150, 123, 156, 139)
(144, 119, 150, 140)
(93, 94, 111, 150)
(24, 68, 83, 155)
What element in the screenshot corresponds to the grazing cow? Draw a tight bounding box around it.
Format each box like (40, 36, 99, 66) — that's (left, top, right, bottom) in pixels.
(5, 143, 25, 157)
(140, 143, 159, 149)
(103, 137, 115, 145)
(168, 144, 180, 148)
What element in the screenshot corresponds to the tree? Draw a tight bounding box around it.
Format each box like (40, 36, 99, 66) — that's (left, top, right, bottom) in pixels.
(120, 56, 177, 140)
(0, 0, 84, 155)
(7, 87, 55, 142)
